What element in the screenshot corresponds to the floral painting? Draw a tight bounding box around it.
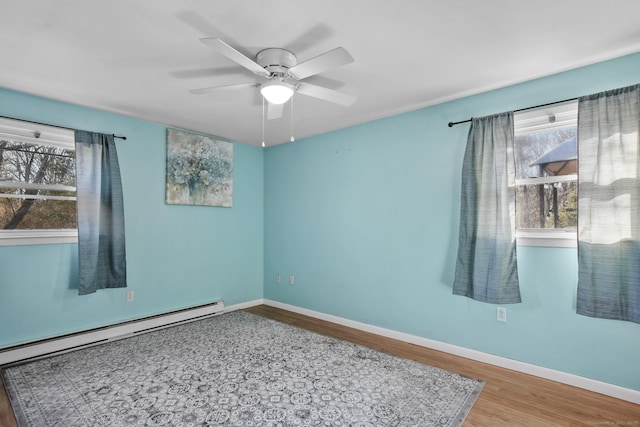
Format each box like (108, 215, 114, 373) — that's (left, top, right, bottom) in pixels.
(166, 129, 233, 207)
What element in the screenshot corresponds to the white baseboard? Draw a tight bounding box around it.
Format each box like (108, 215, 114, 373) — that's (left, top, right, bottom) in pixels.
(224, 298, 265, 312)
(0, 299, 265, 367)
(264, 299, 640, 405)
(0, 300, 226, 366)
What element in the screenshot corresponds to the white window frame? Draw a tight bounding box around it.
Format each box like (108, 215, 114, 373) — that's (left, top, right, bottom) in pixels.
(514, 101, 578, 248)
(0, 117, 78, 246)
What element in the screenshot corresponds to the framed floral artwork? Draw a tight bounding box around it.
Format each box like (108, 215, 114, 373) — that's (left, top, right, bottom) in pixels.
(166, 129, 233, 207)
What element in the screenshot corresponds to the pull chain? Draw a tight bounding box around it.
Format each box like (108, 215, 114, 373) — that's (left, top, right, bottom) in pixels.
(290, 95, 295, 142)
(261, 97, 266, 148)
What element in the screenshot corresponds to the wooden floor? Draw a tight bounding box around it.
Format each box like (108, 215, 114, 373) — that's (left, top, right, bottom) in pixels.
(0, 374, 15, 427)
(1, 305, 638, 426)
(245, 306, 640, 426)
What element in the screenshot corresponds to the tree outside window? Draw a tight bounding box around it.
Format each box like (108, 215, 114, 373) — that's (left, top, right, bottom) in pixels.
(0, 118, 77, 235)
(514, 101, 578, 244)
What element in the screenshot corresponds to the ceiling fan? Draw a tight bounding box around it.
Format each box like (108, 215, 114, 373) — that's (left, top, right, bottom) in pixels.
(189, 38, 356, 120)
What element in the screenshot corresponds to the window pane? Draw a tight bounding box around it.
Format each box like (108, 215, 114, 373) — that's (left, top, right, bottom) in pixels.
(0, 197, 77, 229)
(0, 140, 76, 186)
(516, 181, 577, 230)
(1, 138, 77, 231)
(514, 128, 577, 180)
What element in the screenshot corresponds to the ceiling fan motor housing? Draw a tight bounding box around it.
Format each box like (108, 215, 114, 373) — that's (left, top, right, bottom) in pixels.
(256, 48, 297, 77)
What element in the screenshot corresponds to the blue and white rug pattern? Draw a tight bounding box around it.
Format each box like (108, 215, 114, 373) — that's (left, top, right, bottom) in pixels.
(2, 311, 484, 426)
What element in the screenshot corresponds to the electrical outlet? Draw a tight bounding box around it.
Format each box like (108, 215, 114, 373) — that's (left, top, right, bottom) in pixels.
(496, 307, 507, 322)
(126, 291, 135, 302)
(289, 275, 295, 285)
(276, 274, 281, 284)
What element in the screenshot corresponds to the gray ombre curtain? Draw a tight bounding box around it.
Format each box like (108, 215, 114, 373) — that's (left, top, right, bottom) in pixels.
(75, 131, 127, 295)
(577, 84, 640, 323)
(453, 112, 521, 304)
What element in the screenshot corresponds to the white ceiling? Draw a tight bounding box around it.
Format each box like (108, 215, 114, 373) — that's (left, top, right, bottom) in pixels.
(1, 1, 640, 147)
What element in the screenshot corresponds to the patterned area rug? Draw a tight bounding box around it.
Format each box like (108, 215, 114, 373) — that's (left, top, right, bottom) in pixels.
(2, 311, 484, 426)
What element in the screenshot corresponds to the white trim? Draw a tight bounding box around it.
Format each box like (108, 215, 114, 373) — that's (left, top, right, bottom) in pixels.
(263, 299, 640, 405)
(516, 229, 577, 248)
(0, 194, 76, 201)
(0, 299, 267, 366)
(0, 181, 76, 192)
(223, 298, 265, 312)
(515, 174, 577, 186)
(0, 300, 225, 366)
(0, 229, 78, 246)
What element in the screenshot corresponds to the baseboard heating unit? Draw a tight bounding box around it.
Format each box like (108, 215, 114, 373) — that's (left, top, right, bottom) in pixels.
(0, 300, 225, 366)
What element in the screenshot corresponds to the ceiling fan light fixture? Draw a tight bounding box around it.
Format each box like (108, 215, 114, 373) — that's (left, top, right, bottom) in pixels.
(260, 81, 294, 105)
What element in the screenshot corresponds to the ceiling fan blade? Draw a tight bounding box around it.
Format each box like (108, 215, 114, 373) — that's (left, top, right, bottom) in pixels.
(200, 38, 270, 78)
(296, 82, 356, 106)
(189, 82, 256, 95)
(267, 102, 284, 120)
(288, 47, 354, 80)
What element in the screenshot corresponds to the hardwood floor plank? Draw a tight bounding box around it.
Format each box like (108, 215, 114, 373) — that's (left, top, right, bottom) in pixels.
(0, 375, 17, 427)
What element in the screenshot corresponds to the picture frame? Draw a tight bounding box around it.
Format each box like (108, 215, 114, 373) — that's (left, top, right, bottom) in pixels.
(165, 129, 233, 207)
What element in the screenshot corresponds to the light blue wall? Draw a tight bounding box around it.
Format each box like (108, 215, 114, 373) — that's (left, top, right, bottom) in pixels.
(0, 88, 264, 347)
(2, 52, 639, 392)
(264, 52, 640, 391)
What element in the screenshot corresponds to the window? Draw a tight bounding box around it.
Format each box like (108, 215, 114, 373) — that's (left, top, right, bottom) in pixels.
(514, 101, 578, 247)
(0, 117, 77, 245)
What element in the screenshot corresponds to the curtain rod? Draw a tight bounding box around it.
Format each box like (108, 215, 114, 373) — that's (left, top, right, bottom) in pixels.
(0, 114, 127, 140)
(447, 96, 579, 127)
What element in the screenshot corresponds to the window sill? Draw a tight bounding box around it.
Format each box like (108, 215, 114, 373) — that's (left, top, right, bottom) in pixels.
(516, 230, 576, 248)
(0, 229, 78, 246)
